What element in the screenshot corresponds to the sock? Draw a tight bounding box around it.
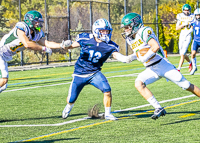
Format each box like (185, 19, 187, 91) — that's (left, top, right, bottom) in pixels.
(0, 84, 7, 93)
(192, 57, 197, 68)
(147, 96, 162, 109)
(63, 104, 74, 113)
(105, 107, 111, 116)
(177, 67, 181, 70)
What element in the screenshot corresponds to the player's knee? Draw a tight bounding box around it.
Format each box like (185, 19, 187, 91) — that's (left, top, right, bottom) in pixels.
(0, 78, 8, 87)
(0, 83, 7, 93)
(135, 80, 145, 90)
(191, 54, 196, 58)
(104, 91, 111, 97)
(178, 79, 190, 90)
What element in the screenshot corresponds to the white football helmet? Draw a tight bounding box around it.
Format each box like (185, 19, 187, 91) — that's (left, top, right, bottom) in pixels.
(194, 8, 200, 21)
(92, 18, 112, 43)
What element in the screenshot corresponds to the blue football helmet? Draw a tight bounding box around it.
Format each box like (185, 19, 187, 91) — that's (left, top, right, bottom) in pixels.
(92, 18, 112, 43)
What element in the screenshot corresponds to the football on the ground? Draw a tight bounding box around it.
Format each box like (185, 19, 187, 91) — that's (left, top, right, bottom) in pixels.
(136, 48, 155, 59)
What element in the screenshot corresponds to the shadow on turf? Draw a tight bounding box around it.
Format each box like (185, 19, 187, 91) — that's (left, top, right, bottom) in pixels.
(0, 109, 156, 123)
(162, 117, 200, 125)
(0, 113, 87, 123)
(162, 111, 200, 125)
(116, 109, 153, 119)
(9, 138, 80, 143)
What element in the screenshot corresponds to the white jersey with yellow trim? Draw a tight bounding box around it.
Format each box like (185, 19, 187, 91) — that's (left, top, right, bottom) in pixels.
(126, 26, 165, 67)
(176, 13, 194, 35)
(0, 22, 44, 61)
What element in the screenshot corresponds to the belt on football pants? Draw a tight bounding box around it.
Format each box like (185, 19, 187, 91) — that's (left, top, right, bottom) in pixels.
(146, 58, 162, 68)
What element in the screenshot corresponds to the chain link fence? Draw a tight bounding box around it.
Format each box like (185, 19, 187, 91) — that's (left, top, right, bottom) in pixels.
(0, 0, 199, 66)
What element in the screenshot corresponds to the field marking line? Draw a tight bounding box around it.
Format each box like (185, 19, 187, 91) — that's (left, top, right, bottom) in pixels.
(0, 94, 196, 128)
(10, 71, 73, 81)
(7, 63, 200, 87)
(3, 73, 139, 93)
(5, 68, 199, 93)
(179, 113, 196, 118)
(9, 64, 140, 81)
(13, 120, 113, 142)
(9, 63, 200, 81)
(13, 99, 200, 142)
(3, 82, 72, 93)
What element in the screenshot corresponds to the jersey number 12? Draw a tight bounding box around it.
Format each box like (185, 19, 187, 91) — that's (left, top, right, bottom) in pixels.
(88, 50, 102, 63)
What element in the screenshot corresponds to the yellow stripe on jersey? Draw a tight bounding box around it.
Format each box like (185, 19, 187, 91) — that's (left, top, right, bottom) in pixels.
(10, 42, 24, 52)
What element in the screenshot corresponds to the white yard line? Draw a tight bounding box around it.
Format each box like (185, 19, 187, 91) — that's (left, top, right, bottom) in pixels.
(0, 94, 195, 127)
(3, 74, 138, 93)
(3, 82, 71, 92)
(0, 70, 198, 127)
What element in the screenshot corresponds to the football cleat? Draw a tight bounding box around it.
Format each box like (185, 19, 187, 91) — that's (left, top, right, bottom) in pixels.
(105, 114, 118, 120)
(190, 67, 197, 75)
(62, 110, 70, 119)
(189, 63, 192, 72)
(151, 108, 166, 120)
(62, 106, 72, 119)
(177, 69, 180, 72)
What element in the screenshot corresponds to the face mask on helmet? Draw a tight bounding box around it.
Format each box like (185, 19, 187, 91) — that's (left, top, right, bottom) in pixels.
(121, 13, 143, 39)
(24, 10, 44, 32)
(32, 18, 44, 32)
(182, 4, 191, 16)
(194, 8, 200, 21)
(92, 19, 112, 43)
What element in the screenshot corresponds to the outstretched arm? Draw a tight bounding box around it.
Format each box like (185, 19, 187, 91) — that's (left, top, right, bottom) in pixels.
(112, 52, 137, 63)
(64, 41, 80, 50)
(17, 29, 43, 51)
(37, 38, 62, 49)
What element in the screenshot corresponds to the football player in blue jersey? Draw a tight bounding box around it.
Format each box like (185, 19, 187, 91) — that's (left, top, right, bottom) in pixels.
(62, 18, 136, 120)
(189, 8, 200, 75)
(0, 10, 71, 93)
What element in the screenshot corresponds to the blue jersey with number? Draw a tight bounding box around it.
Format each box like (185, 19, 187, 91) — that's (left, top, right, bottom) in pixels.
(74, 33, 119, 75)
(191, 20, 200, 42)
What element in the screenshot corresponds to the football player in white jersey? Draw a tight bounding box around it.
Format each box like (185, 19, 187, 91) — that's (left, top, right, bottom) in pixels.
(120, 13, 200, 120)
(0, 10, 71, 93)
(176, 4, 193, 72)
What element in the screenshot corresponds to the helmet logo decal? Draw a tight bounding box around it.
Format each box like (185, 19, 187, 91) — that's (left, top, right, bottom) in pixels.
(26, 14, 34, 21)
(130, 16, 140, 26)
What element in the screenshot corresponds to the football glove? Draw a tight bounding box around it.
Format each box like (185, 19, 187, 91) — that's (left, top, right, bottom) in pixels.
(42, 46, 52, 55)
(60, 40, 72, 49)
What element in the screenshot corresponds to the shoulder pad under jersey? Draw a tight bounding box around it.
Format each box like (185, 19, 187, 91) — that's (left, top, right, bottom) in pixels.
(138, 26, 155, 43)
(75, 33, 93, 42)
(108, 40, 119, 52)
(15, 22, 30, 36)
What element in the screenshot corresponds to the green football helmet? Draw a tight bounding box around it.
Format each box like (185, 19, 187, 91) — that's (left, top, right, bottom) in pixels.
(120, 13, 143, 39)
(24, 10, 44, 32)
(182, 4, 191, 15)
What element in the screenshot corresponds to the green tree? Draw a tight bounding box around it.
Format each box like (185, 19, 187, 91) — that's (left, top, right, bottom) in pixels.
(158, 16, 167, 50)
(0, 5, 8, 30)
